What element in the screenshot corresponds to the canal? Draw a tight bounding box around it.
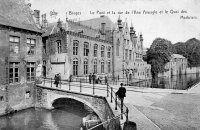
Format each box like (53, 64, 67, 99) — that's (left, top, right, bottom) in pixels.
(0, 99, 91, 130)
(131, 73, 200, 90)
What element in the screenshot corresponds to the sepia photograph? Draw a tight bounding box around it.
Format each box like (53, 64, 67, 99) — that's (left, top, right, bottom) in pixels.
(0, 0, 200, 129)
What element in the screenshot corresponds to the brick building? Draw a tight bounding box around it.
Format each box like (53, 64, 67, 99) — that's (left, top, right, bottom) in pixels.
(0, 0, 42, 115)
(43, 15, 151, 81)
(42, 18, 112, 79)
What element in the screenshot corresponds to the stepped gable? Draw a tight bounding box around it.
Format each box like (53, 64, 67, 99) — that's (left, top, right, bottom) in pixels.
(0, 0, 41, 33)
(80, 15, 115, 30)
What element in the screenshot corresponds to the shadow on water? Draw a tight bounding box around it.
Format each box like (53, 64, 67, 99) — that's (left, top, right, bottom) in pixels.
(130, 73, 200, 90)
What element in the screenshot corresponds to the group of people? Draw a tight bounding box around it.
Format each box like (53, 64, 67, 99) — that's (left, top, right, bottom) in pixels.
(54, 73, 126, 103)
(88, 73, 108, 85)
(54, 73, 61, 87)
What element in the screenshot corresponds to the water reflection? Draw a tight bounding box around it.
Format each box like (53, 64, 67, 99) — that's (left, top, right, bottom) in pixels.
(131, 73, 200, 90)
(0, 106, 90, 130)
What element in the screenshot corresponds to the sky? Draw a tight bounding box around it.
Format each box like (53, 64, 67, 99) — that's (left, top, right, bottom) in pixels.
(29, 0, 200, 48)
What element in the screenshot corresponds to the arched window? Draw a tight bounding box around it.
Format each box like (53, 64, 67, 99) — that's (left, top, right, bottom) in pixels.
(84, 59, 88, 75)
(94, 44, 98, 57)
(101, 45, 105, 57)
(73, 59, 78, 76)
(73, 40, 78, 55)
(101, 60, 104, 73)
(57, 40, 61, 53)
(84, 42, 89, 56)
(116, 39, 120, 56)
(108, 61, 111, 73)
(107, 46, 111, 58)
(94, 59, 97, 74)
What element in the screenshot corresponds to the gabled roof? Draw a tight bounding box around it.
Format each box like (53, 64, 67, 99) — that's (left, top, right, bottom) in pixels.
(43, 20, 104, 39)
(172, 54, 186, 59)
(0, 0, 41, 33)
(80, 15, 115, 30)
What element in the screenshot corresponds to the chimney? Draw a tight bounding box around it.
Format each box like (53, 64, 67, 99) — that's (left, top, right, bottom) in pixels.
(57, 18, 63, 31)
(41, 14, 48, 28)
(34, 10, 40, 25)
(117, 15, 123, 31)
(101, 23, 106, 35)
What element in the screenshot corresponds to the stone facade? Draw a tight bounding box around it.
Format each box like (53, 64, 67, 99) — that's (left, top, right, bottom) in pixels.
(112, 19, 151, 82)
(0, 0, 42, 115)
(43, 16, 151, 81)
(159, 54, 188, 77)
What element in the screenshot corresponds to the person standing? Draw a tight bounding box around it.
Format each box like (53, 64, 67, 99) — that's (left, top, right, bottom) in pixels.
(92, 73, 96, 84)
(89, 73, 92, 84)
(116, 83, 126, 111)
(105, 76, 108, 85)
(54, 74, 59, 87)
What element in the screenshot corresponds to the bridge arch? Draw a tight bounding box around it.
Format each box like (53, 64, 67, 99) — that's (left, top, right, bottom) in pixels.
(49, 94, 104, 121)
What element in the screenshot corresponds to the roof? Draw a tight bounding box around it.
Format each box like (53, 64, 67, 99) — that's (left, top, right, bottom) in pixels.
(80, 15, 115, 30)
(172, 54, 186, 59)
(43, 20, 104, 39)
(0, 0, 41, 33)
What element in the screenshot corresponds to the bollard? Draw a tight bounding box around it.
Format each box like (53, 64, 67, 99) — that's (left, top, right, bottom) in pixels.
(107, 116, 110, 130)
(121, 99, 123, 120)
(126, 108, 129, 121)
(107, 84, 109, 97)
(115, 94, 117, 110)
(59, 78, 61, 89)
(93, 82, 95, 95)
(69, 79, 71, 91)
(51, 78, 52, 87)
(80, 79, 82, 92)
(111, 87, 113, 103)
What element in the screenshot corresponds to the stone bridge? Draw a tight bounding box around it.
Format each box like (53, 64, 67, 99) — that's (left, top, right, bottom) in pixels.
(35, 85, 116, 125)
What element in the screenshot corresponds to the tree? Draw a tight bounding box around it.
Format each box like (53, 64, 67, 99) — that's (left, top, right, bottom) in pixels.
(174, 38, 200, 67)
(146, 38, 172, 82)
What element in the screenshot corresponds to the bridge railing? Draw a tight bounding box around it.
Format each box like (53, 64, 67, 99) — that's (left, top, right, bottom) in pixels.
(85, 84, 129, 130)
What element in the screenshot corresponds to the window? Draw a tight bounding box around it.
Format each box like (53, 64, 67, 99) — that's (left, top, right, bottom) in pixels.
(108, 61, 111, 73)
(57, 40, 61, 53)
(26, 62, 35, 81)
(9, 36, 20, 54)
(73, 59, 78, 76)
(101, 45, 105, 57)
(129, 50, 132, 60)
(9, 62, 19, 83)
(94, 44, 98, 57)
(43, 42, 46, 53)
(116, 39, 120, 56)
(84, 42, 89, 56)
(101, 60, 104, 73)
(94, 59, 97, 74)
(107, 46, 111, 58)
(0, 96, 3, 101)
(125, 49, 128, 60)
(27, 38, 36, 55)
(25, 91, 31, 99)
(73, 40, 78, 55)
(84, 59, 88, 75)
(133, 52, 135, 59)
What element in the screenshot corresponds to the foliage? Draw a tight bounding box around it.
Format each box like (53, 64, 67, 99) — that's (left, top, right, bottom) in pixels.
(173, 38, 200, 67)
(146, 38, 172, 79)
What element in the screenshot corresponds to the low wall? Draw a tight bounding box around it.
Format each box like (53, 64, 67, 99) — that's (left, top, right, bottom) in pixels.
(0, 83, 35, 116)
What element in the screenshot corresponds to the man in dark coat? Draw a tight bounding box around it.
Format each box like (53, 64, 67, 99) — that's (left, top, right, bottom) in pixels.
(116, 83, 126, 105)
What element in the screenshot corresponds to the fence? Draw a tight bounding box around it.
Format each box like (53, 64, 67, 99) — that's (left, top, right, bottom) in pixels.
(40, 78, 129, 130)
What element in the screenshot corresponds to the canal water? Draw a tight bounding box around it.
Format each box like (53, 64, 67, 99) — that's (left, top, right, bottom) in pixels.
(0, 104, 90, 130)
(131, 73, 200, 90)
